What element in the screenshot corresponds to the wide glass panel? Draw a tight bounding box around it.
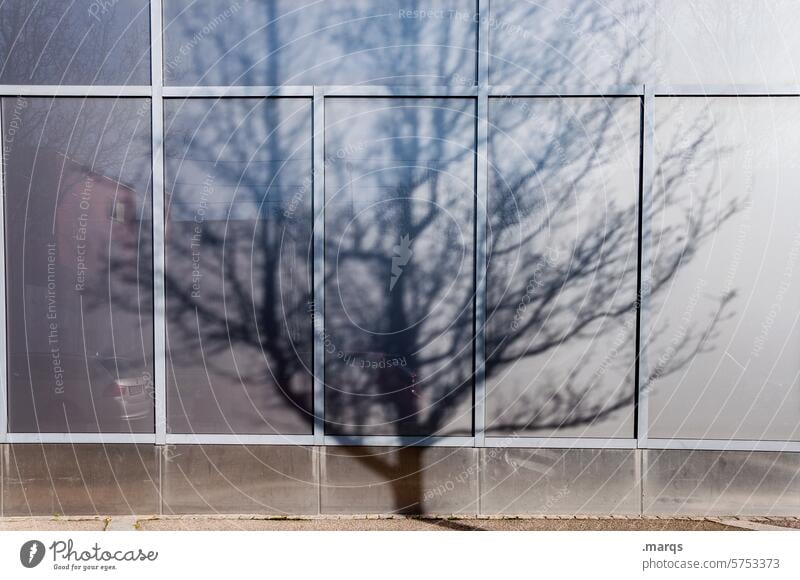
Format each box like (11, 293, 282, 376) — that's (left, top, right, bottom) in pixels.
(324, 98, 475, 437)
(163, 0, 476, 86)
(485, 97, 640, 438)
(3, 97, 153, 433)
(164, 98, 313, 434)
(489, 0, 647, 88)
(0, 0, 150, 85)
(649, 97, 800, 441)
(655, 0, 800, 85)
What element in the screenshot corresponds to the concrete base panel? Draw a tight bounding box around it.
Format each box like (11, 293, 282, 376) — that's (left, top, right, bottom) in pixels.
(643, 449, 800, 516)
(161, 445, 317, 515)
(479, 448, 640, 515)
(1, 444, 159, 516)
(320, 446, 479, 515)
(2, 445, 800, 516)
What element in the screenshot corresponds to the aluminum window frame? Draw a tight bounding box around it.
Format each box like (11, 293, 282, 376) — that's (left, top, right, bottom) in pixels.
(0, 0, 797, 452)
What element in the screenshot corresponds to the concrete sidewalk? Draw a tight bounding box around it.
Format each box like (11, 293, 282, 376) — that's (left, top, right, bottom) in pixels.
(1, 515, 798, 531)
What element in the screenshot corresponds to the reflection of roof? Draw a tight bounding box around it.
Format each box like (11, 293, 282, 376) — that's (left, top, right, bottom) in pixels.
(4, 146, 141, 220)
(56, 151, 139, 194)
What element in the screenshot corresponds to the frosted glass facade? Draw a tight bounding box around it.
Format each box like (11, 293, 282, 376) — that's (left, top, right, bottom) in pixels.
(1, 0, 798, 454)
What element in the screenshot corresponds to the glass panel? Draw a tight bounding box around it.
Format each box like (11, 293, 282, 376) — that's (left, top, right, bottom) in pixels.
(489, 0, 648, 87)
(3, 97, 153, 433)
(164, 98, 313, 434)
(649, 97, 800, 441)
(0, 0, 150, 85)
(324, 98, 475, 436)
(163, 0, 476, 86)
(485, 97, 640, 438)
(655, 0, 800, 85)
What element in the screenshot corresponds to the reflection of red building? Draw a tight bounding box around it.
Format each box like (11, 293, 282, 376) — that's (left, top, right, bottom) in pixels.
(6, 146, 153, 433)
(53, 151, 140, 289)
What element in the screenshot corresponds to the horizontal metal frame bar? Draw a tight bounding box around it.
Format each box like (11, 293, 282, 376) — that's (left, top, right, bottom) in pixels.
(485, 437, 637, 449)
(166, 434, 315, 446)
(324, 435, 475, 447)
(3, 434, 800, 451)
(645, 439, 800, 453)
(6, 433, 156, 444)
(4, 84, 798, 99)
(0, 85, 152, 96)
(163, 86, 313, 97)
(655, 84, 800, 96)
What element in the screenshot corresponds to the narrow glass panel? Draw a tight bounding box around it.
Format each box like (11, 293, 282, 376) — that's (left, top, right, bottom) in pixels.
(486, 97, 640, 438)
(3, 97, 153, 433)
(324, 98, 475, 436)
(489, 0, 647, 87)
(164, 98, 313, 434)
(649, 97, 800, 441)
(655, 0, 800, 85)
(0, 0, 150, 85)
(163, 0, 476, 86)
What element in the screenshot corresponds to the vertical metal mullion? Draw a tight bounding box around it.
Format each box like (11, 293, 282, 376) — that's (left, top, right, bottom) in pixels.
(312, 87, 326, 445)
(0, 99, 7, 444)
(636, 85, 655, 448)
(151, 0, 167, 445)
(473, 0, 490, 447)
